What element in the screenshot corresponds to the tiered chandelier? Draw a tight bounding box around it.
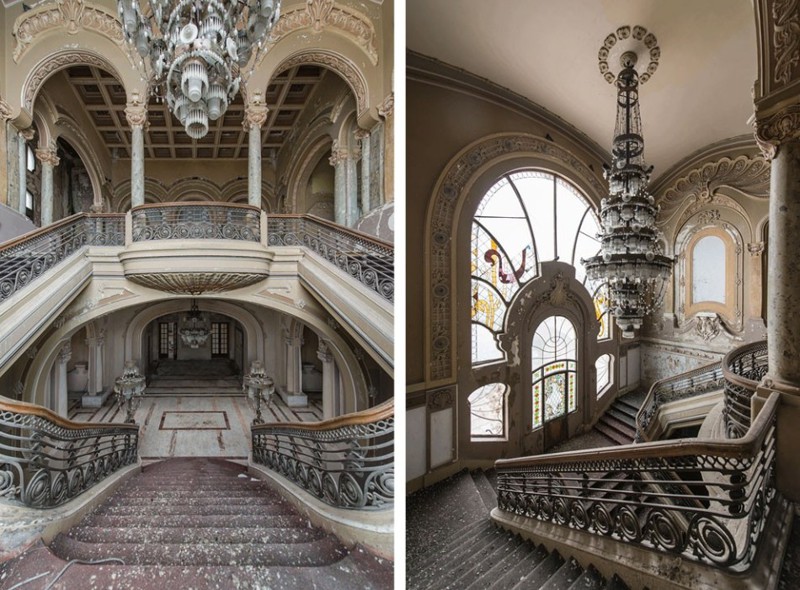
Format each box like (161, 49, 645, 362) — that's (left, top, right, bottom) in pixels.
(117, 0, 281, 139)
(583, 32, 672, 338)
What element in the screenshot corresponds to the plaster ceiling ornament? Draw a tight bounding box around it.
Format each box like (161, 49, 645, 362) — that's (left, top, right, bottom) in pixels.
(584, 29, 673, 339)
(772, 0, 800, 86)
(126, 271, 267, 294)
(116, 0, 281, 139)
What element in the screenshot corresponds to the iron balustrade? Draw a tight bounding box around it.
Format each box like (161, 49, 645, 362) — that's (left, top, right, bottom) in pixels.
(267, 215, 394, 302)
(0, 214, 125, 302)
(723, 341, 768, 439)
(635, 361, 725, 442)
(251, 399, 394, 510)
(495, 390, 779, 572)
(0, 398, 139, 508)
(131, 202, 261, 242)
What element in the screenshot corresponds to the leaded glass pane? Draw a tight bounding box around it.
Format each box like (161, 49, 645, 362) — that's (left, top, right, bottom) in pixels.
(472, 323, 503, 364)
(596, 354, 613, 397)
(544, 374, 566, 421)
(531, 316, 578, 428)
(469, 383, 507, 439)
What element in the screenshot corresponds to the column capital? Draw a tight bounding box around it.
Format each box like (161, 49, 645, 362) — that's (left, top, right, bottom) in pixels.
(754, 103, 800, 160)
(378, 93, 394, 119)
(243, 102, 269, 131)
(329, 141, 360, 166)
(354, 127, 370, 141)
(58, 342, 72, 364)
(317, 340, 334, 363)
(125, 100, 149, 129)
(748, 241, 766, 257)
(20, 127, 36, 142)
(35, 146, 60, 167)
(0, 98, 12, 122)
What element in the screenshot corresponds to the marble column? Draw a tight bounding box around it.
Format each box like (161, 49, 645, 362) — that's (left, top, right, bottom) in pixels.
(378, 93, 394, 203)
(54, 342, 71, 417)
(244, 101, 269, 209)
(0, 99, 11, 208)
(35, 146, 59, 225)
(86, 331, 105, 395)
(318, 340, 337, 419)
(355, 128, 371, 216)
(330, 141, 360, 227)
(747, 241, 766, 329)
(283, 332, 308, 407)
(125, 99, 148, 209)
(18, 131, 27, 215)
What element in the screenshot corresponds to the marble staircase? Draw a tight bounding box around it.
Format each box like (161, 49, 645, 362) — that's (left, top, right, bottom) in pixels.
(0, 458, 392, 589)
(593, 390, 646, 445)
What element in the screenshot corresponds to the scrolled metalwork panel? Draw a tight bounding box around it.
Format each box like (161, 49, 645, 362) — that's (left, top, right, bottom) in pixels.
(496, 401, 778, 573)
(251, 412, 394, 511)
(131, 205, 261, 242)
(267, 216, 394, 303)
(0, 406, 139, 508)
(722, 341, 768, 439)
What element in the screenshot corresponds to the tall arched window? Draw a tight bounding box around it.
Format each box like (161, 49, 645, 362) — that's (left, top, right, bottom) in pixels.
(471, 171, 601, 364)
(531, 315, 577, 428)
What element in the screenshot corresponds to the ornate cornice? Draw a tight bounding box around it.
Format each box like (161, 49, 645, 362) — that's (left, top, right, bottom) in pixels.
(657, 155, 770, 225)
(13, 0, 124, 63)
(266, 0, 378, 66)
(426, 133, 605, 382)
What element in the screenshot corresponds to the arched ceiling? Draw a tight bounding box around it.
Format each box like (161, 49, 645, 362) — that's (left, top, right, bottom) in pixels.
(407, 0, 757, 181)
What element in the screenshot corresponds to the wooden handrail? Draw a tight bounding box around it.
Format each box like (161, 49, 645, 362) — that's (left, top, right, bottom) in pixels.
(252, 398, 394, 432)
(0, 396, 138, 432)
(496, 391, 779, 469)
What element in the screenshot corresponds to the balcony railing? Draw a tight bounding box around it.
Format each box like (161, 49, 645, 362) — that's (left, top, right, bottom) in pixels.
(267, 215, 394, 302)
(495, 390, 778, 573)
(131, 202, 261, 242)
(723, 340, 768, 439)
(0, 398, 139, 508)
(0, 214, 124, 302)
(251, 399, 394, 510)
(635, 361, 725, 442)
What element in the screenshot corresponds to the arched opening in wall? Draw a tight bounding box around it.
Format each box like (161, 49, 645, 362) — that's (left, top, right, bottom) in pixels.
(468, 383, 508, 441)
(304, 152, 335, 219)
(142, 310, 246, 393)
(56, 139, 94, 217)
(531, 315, 577, 432)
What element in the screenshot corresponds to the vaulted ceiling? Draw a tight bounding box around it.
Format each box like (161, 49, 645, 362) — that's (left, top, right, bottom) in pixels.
(407, 0, 757, 181)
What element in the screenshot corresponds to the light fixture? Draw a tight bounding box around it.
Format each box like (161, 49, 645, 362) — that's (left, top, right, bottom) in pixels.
(583, 27, 673, 338)
(179, 299, 210, 348)
(117, 0, 281, 139)
(114, 361, 146, 423)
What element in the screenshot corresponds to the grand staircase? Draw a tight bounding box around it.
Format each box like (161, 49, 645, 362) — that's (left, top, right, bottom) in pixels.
(593, 390, 646, 445)
(407, 470, 629, 590)
(0, 458, 392, 589)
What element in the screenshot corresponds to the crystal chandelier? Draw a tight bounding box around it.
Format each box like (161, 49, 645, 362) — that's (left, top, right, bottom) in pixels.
(179, 299, 210, 348)
(583, 46, 672, 338)
(117, 0, 281, 139)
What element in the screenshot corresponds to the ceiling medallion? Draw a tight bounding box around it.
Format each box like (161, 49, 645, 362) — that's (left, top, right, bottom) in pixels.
(117, 0, 281, 138)
(584, 27, 673, 338)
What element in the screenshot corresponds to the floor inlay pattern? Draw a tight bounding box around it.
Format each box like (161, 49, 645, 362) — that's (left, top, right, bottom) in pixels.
(159, 410, 231, 430)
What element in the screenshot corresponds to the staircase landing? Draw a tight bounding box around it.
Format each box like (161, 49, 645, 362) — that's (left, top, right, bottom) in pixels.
(0, 458, 392, 589)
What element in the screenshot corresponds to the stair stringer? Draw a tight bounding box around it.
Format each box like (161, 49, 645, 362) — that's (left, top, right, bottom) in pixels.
(490, 493, 792, 590)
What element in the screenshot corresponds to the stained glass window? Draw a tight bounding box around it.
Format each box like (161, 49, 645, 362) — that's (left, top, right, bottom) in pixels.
(592, 283, 611, 340)
(531, 316, 577, 428)
(468, 383, 508, 440)
(596, 354, 613, 397)
(471, 172, 600, 364)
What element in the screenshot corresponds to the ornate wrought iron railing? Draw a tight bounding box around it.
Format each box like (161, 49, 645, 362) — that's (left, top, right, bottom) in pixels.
(251, 399, 394, 510)
(495, 390, 778, 573)
(723, 340, 768, 439)
(0, 214, 125, 302)
(0, 398, 139, 508)
(131, 202, 261, 242)
(635, 361, 725, 442)
(267, 214, 394, 302)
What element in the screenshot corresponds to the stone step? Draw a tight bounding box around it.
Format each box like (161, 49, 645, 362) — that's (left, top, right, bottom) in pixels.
(50, 535, 347, 567)
(540, 556, 583, 589)
(597, 414, 636, 439)
(94, 502, 293, 517)
(117, 487, 282, 497)
(441, 529, 521, 589)
(569, 566, 606, 589)
(510, 550, 565, 589)
(470, 469, 498, 511)
(607, 406, 637, 427)
(410, 519, 487, 576)
(67, 525, 323, 545)
(593, 422, 632, 445)
(82, 513, 308, 529)
(100, 494, 283, 507)
(461, 535, 533, 590)
(491, 543, 550, 590)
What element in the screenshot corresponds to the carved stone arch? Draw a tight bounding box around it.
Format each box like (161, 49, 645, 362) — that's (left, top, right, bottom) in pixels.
(331, 91, 357, 130)
(51, 116, 107, 210)
(31, 96, 56, 148)
(425, 133, 606, 384)
(251, 47, 379, 129)
(287, 135, 334, 215)
(333, 109, 358, 147)
(113, 179, 168, 211)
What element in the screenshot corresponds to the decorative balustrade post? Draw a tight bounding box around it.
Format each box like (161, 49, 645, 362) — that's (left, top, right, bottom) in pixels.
(245, 99, 269, 209)
(318, 340, 337, 419)
(125, 96, 148, 209)
(36, 146, 59, 225)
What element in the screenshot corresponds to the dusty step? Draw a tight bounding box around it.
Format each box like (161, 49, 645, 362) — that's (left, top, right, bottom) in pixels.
(510, 550, 565, 590)
(598, 414, 636, 438)
(461, 536, 530, 590)
(50, 535, 347, 567)
(94, 503, 291, 517)
(101, 495, 285, 507)
(82, 513, 306, 529)
(410, 519, 488, 575)
(540, 557, 583, 589)
(491, 543, 549, 590)
(569, 566, 605, 589)
(67, 525, 323, 545)
(441, 530, 519, 589)
(115, 488, 282, 498)
(594, 423, 633, 445)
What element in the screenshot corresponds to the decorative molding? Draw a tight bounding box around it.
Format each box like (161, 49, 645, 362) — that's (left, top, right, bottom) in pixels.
(427, 133, 605, 381)
(754, 103, 800, 160)
(748, 241, 766, 256)
(125, 272, 268, 295)
(597, 25, 660, 84)
(427, 386, 454, 411)
(773, 0, 800, 85)
(243, 101, 270, 130)
(658, 155, 770, 218)
(695, 313, 721, 341)
(377, 93, 394, 119)
(275, 51, 368, 121)
(124, 99, 148, 129)
(24, 51, 118, 112)
(13, 0, 124, 63)
(58, 341, 72, 364)
(266, 0, 378, 66)
(0, 99, 12, 121)
(35, 147, 60, 167)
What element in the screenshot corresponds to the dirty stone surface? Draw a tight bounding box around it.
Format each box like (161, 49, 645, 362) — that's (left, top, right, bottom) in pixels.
(0, 458, 392, 589)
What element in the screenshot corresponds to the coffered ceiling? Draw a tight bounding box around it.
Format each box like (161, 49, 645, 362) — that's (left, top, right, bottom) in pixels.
(54, 64, 326, 160)
(407, 0, 757, 181)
